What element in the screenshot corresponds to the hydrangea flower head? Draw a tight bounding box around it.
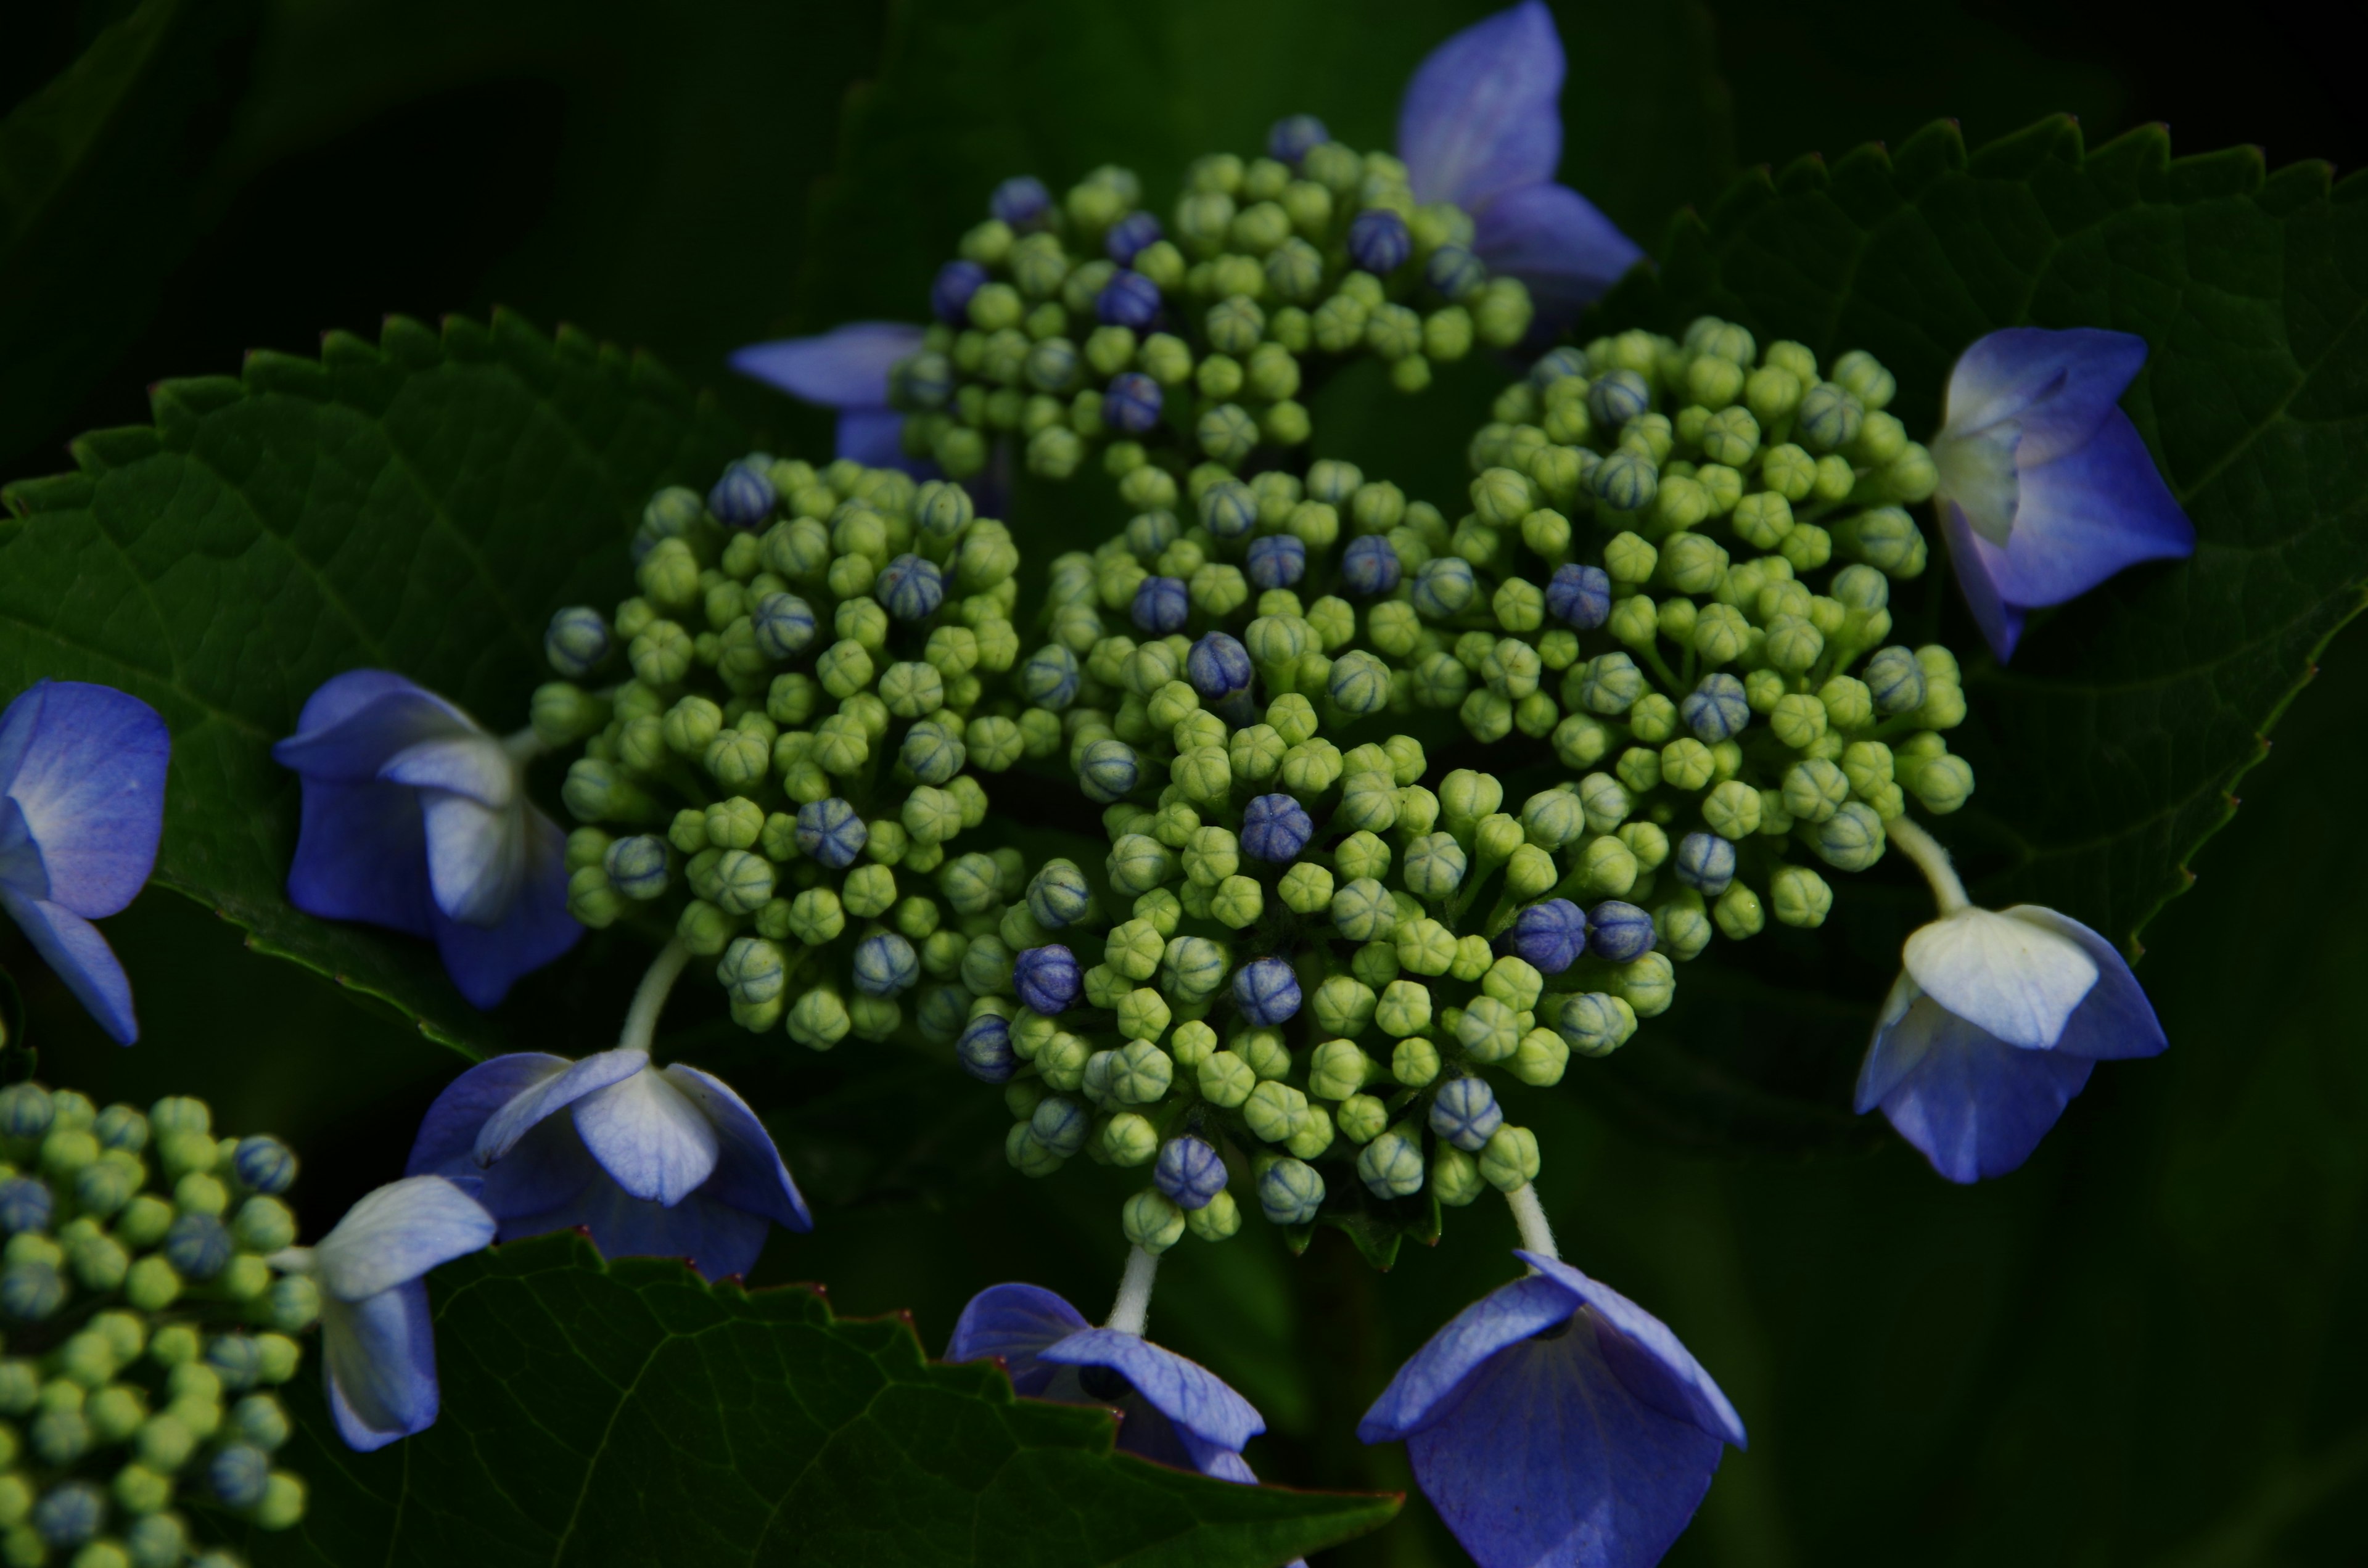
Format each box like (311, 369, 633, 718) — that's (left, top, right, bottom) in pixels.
(0, 680, 168, 1043)
(274, 671, 579, 1008)
(1931, 327, 2195, 660)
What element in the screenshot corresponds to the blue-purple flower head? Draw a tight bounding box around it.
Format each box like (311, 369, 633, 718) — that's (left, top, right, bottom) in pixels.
(1233, 957, 1301, 1027)
(1682, 673, 1749, 742)
(1246, 534, 1306, 590)
(1672, 832, 1735, 897)
(1932, 327, 2196, 661)
(1187, 632, 1254, 700)
(1397, 1, 1643, 327)
(1267, 113, 1330, 165)
(1105, 211, 1163, 265)
(406, 1048, 811, 1285)
(1015, 945, 1083, 1014)
(1, 681, 168, 1043)
(1428, 1077, 1503, 1152)
(1098, 271, 1164, 330)
(1500, 898, 1585, 974)
(1587, 900, 1655, 963)
(874, 553, 946, 622)
(273, 671, 580, 1010)
(957, 1013, 1016, 1083)
(1341, 535, 1404, 597)
(1360, 1251, 1745, 1568)
(1857, 902, 2166, 1181)
(1546, 562, 1610, 629)
(932, 260, 989, 324)
(1105, 372, 1164, 435)
(1240, 794, 1314, 864)
(1154, 1135, 1227, 1210)
(707, 461, 776, 529)
(1132, 575, 1190, 635)
(795, 797, 868, 869)
(948, 1284, 1271, 1482)
(992, 175, 1053, 231)
(1347, 208, 1412, 274)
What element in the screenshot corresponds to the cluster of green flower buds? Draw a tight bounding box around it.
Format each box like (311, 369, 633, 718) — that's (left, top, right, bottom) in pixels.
(887, 128, 1534, 487)
(539, 457, 1046, 1050)
(0, 1082, 310, 1567)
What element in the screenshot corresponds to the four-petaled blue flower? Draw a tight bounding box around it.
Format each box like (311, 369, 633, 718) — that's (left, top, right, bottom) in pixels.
(727, 321, 935, 474)
(1500, 898, 1585, 973)
(1340, 535, 1403, 597)
(1240, 794, 1314, 863)
(1014, 945, 1082, 1014)
(1857, 901, 2167, 1181)
(1360, 1250, 1746, 1568)
(1246, 534, 1306, 590)
(1233, 956, 1301, 1026)
(1397, 1, 1644, 329)
(274, 671, 580, 1009)
(406, 1048, 812, 1281)
(949, 1283, 1273, 1483)
(1931, 327, 2196, 661)
(1187, 633, 1254, 700)
(267, 1175, 495, 1451)
(0, 681, 168, 1043)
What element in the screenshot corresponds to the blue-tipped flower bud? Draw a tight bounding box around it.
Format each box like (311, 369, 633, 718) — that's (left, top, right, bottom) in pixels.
(1587, 900, 1656, 963)
(0, 1176, 53, 1233)
(795, 797, 868, 869)
(1246, 534, 1306, 590)
(1589, 367, 1651, 429)
(232, 1136, 297, 1196)
(1502, 898, 1586, 973)
(2, 1259, 64, 1319)
(708, 462, 775, 529)
(1267, 113, 1329, 164)
(1015, 945, 1083, 1014)
(163, 1212, 232, 1281)
(1347, 208, 1412, 274)
(1429, 1077, 1504, 1153)
(992, 175, 1053, 230)
(1240, 794, 1314, 863)
(1105, 210, 1163, 264)
(1201, 480, 1258, 539)
(1426, 243, 1485, 300)
(604, 834, 670, 900)
(544, 606, 612, 677)
(0, 1083, 54, 1138)
(1339, 535, 1402, 597)
(1077, 737, 1142, 802)
(1592, 450, 1657, 512)
(1132, 575, 1190, 634)
(902, 718, 966, 785)
(1187, 631, 1254, 699)
(752, 592, 819, 659)
(1410, 556, 1477, 619)
(1545, 563, 1611, 630)
(932, 259, 989, 323)
(1259, 1157, 1326, 1224)
(1027, 860, 1094, 929)
(1683, 673, 1750, 743)
(1531, 346, 1588, 385)
(957, 1014, 1016, 1083)
(31, 1478, 105, 1546)
(209, 1440, 271, 1508)
(853, 932, 921, 997)
(1020, 644, 1082, 708)
(1098, 270, 1163, 329)
(1233, 956, 1302, 1026)
(1864, 645, 1928, 713)
(1674, 831, 1737, 897)
(1105, 371, 1164, 434)
(1155, 1136, 1227, 1210)
(1030, 1096, 1090, 1159)
(1329, 649, 1391, 716)
(874, 554, 945, 622)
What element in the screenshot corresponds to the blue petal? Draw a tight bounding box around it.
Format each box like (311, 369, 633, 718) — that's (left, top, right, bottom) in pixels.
(567, 1175, 775, 1281)
(1944, 327, 2148, 465)
(1040, 1328, 1265, 1455)
(1521, 1254, 1746, 1449)
(1396, 1, 1563, 211)
(2004, 906, 2168, 1061)
(426, 807, 582, 1009)
(312, 1176, 496, 1302)
(1861, 990, 2095, 1182)
(728, 322, 926, 409)
(405, 1053, 572, 1178)
(476, 1115, 602, 1234)
(1359, 1271, 1578, 1442)
(571, 1061, 718, 1205)
(661, 1064, 813, 1232)
(273, 670, 478, 782)
(1985, 410, 2196, 609)
(323, 1278, 440, 1451)
(1401, 1314, 1727, 1568)
(1939, 499, 2026, 661)
(0, 681, 168, 916)
(836, 408, 935, 480)
(379, 733, 512, 807)
(1471, 182, 1645, 326)
(945, 1283, 1090, 1397)
(0, 889, 139, 1044)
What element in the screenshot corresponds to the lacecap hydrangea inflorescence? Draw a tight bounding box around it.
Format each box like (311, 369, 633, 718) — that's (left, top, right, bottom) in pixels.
(882, 120, 1538, 488)
(0, 1083, 313, 1567)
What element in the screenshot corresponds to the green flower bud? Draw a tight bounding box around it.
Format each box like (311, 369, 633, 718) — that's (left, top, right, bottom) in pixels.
(787, 987, 852, 1050)
(1478, 1125, 1541, 1192)
(1907, 752, 1976, 814)
(1374, 979, 1433, 1038)
(1769, 864, 1832, 928)
(1198, 1051, 1256, 1109)
(1813, 800, 1887, 871)
(1186, 1189, 1242, 1242)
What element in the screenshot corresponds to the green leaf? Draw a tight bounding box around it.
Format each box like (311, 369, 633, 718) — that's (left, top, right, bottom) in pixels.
(0, 310, 745, 1054)
(0, 0, 261, 471)
(250, 1234, 1397, 1568)
(1592, 117, 2368, 953)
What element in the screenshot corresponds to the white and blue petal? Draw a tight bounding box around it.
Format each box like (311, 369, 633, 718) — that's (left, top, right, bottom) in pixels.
(0, 680, 168, 917)
(1470, 182, 1643, 324)
(1902, 906, 2098, 1050)
(1039, 1328, 1265, 1457)
(0, 889, 139, 1045)
(308, 1176, 496, 1303)
(1397, 1, 1563, 211)
(321, 1278, 442, 1452)
(1858, 981, 2096, 1183)
(427, 807, 580, 1008)
(271, 670, 478, 783)
(572, 1059, 720, 1207)
(2002, 906, 2168, 1062)
(945, 1283, 1092, 1396)
(1942, 327, 2149, 466)
(729, 322, 927, 410)
(661, 1064, 813, 1232)
(472, 1047, 649, 1166)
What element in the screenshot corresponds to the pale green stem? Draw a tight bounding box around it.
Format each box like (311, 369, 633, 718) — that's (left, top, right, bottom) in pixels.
(1885, 815, 1970, 915)
(620, 939, 691, 1057)
(501, 725, 548, 769)
(1505, 1182, 1558, 1263)
(1105, 1245, 1160, 1337)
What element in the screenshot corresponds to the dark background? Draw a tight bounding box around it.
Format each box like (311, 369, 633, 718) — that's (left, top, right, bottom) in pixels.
(4, 1, 2363, 1562)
